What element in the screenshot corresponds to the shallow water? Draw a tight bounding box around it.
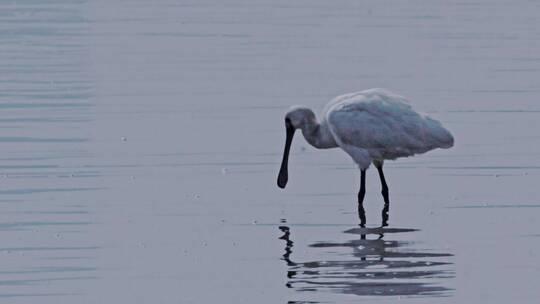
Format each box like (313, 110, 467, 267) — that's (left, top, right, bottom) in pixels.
(1, 0, 540, 303)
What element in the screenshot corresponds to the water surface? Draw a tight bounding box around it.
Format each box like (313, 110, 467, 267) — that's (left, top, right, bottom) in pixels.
(1, 0, 540, 303)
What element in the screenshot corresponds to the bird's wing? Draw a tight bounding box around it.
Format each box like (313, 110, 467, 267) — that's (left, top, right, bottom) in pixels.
(326, 91, 452, 157)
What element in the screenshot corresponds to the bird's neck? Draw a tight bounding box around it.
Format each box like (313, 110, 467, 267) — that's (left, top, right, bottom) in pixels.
(300, 119, 337, 149)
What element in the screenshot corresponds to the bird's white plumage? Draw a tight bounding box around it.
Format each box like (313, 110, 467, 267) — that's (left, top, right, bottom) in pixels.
(320, 88, 453, 168)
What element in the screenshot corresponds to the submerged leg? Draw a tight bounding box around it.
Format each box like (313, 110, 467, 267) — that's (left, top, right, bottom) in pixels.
(375, 162, 390, 227)
(358, 169, 366, 227)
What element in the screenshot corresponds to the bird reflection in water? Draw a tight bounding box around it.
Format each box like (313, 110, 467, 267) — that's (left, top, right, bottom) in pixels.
(279, 223, 453, 297)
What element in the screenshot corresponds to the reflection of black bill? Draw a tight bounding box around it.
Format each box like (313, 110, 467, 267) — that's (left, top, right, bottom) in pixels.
(277, 119, 295, 188)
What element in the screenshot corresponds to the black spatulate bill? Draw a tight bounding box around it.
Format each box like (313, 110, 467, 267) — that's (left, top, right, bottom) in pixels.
(277, 119, 295, 188)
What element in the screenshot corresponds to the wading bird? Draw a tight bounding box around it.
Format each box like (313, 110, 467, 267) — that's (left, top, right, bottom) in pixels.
(277, 88, 454, 227)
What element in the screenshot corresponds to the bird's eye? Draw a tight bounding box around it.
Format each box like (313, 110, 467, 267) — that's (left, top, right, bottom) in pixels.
(285, 118, 292, 125)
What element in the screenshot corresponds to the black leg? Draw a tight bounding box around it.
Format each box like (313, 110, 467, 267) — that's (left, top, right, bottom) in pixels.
(376, 163, 390, 227)
(358, 169, 366, 227)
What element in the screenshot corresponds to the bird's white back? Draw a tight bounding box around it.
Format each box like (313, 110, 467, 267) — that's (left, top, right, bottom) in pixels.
(323, 89, 453, 166)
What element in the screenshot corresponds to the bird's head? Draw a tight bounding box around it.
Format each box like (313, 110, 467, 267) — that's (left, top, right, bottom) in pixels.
(284, 106, 316, 130)
(277, 106, 316, 189)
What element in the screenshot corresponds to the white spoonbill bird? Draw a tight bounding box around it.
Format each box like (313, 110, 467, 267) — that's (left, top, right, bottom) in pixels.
(277, 88, 454, 226)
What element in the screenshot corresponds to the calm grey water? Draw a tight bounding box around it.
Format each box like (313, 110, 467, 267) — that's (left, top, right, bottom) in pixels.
(1, 0, 540, 303)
